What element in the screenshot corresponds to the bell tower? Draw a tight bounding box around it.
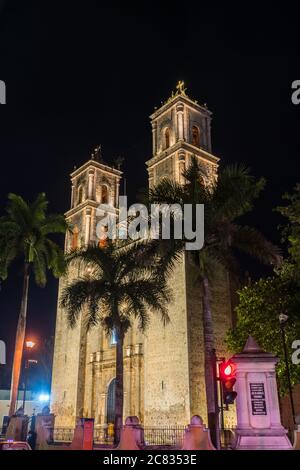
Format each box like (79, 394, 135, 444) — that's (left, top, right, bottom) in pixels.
(51, 148, 122, 427)
(65, 146, 122, 251)
(147, 81, 219, 188)
(143, 83, 235, 428)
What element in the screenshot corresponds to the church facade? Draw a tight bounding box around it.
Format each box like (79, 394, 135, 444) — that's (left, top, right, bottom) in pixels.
(50, 85, 236, 429)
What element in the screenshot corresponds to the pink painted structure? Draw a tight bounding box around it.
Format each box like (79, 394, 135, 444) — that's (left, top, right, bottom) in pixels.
(232, 336, 292, 450)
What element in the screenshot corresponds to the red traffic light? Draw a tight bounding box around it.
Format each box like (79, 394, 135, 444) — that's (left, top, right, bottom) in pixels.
(224, 364, 233, 376)
(219, 360, 237, 405)
(219, 360, 236, 381)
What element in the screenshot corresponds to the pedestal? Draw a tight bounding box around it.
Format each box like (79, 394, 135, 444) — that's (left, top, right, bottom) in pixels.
(6, 416, 28, 441)
(232, 336, 292, 450)
(182, 415, 215, 450)
(117, 416, 144, 450)
(35, 413, 55, 450)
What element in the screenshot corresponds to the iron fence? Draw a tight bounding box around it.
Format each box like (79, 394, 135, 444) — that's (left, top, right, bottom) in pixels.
(220, 428, 235, 449)
(52, 427, 74, 442)
(50, 425, 116, 445)
(93, 425, 115, 445)
(143, 426, 186, 447)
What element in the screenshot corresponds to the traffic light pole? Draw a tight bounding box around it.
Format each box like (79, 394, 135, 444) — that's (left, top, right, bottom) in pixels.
(219, 368, 225, 430)
(212, 349, 221, 450)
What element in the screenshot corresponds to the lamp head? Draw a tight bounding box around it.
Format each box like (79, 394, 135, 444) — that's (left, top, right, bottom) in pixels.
(279, 313, 289, 325)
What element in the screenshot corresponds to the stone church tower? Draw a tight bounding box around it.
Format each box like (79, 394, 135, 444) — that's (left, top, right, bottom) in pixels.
(143, 83, 234, 426)
(51, 84, 235, 429)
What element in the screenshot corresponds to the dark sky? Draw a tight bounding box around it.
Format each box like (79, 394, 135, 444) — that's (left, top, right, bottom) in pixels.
(0, 3, 300, 387)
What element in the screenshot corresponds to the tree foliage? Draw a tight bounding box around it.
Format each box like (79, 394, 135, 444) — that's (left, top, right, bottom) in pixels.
(227, 184, 300, 394)
(0, 192, 67, 284)
(60, 242, 171, 334)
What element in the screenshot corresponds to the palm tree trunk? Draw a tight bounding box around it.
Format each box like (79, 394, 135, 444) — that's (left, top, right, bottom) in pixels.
(8, 263, 30, 417)
(202, 275, 219, 448)
(114, 328, 124, 446)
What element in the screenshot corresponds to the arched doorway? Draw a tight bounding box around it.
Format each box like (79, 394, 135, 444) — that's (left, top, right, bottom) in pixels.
(106, 378, 116, 424)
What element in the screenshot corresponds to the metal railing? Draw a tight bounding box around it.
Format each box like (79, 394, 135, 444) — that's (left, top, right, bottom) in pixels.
(93, 425, 115, 445)
(50, 425, 115, 445)
(50, 424, 187, 447)
(220, 428, 235, 449)
(52, 427, 74, 442)
(143, 426, 186, 447)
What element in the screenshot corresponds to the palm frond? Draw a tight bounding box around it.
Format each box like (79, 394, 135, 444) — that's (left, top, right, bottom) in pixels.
(6, 193, 31, 229)
(149, 178, 185, 205)
(30, 193, 48, 222)
(60, 278, 109, 328)
(213, 164, 265, 220)
(231, 225, 282, 266)
(41, 214, 67, 235)
(0, 192, 65, 285)
(32, 251, 47, 287)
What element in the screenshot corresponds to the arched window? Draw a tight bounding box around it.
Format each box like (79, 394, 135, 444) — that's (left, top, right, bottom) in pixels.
(106, 378, 116, 424)
(77, 186, 84, 205)
(192, 126, 200, 147)
(72, 225, 79, 250)
(165, 127, 170, 149)
(101, 185, 109, 204)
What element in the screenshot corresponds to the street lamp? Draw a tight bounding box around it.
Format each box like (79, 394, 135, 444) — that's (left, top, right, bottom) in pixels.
(22, 340, 37, 413)
(279, 313, 296, 426)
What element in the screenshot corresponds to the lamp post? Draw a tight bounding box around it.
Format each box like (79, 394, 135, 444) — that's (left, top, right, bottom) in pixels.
(278, 313, 296, 426)
(22, 340, 37, 413)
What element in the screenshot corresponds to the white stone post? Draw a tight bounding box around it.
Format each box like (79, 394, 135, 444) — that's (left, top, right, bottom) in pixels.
(232, 336, 292, 450)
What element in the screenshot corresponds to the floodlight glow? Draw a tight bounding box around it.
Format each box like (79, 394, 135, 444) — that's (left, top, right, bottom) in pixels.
(38, 393, 50, 402)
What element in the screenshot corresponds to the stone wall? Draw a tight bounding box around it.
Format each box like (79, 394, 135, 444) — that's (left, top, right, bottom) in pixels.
(143, 254, 191, 426)
(51, 268, 87, 427)
(143, 252, 236, 428)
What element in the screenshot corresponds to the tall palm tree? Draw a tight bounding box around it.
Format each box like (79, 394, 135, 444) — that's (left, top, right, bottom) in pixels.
(0, 193, 66, 417)
(60, 242, 171, 445)
(149, 158, 281, 441)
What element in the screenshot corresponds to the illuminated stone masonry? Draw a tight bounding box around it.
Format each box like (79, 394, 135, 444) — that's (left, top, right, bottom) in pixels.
(51, 85, 236, 429)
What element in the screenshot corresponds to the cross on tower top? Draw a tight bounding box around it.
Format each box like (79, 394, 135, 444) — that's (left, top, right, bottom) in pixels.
(176, 80, 187, 96)
(91, 144, 103, 161)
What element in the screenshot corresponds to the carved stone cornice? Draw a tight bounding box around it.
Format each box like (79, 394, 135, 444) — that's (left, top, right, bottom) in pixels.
(71, 159, 122, 180)
(146, 140, 219, 169)
(150, 93, 211, 121)
(65, 200, 119, 219)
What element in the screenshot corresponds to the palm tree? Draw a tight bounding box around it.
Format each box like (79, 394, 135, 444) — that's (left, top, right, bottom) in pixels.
(0, 193, 66, 416)
(149, 158, 281, 442)
(60, 242, 171, 445)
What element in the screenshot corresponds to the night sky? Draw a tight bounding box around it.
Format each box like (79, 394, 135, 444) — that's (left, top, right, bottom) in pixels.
(0, 3, 300, 388)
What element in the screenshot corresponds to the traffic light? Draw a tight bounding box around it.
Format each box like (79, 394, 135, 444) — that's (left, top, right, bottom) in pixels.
(219, 360, 237, 405)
